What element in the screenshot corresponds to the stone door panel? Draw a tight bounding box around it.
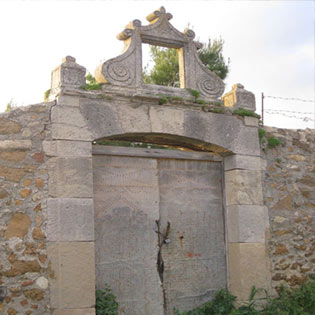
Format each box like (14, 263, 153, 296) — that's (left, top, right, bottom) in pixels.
(93, 151, 226, 314)
(158, 159, 226, 313)
(93, 155, 164, 314)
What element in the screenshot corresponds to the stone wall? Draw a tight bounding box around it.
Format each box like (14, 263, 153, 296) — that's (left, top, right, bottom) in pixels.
(0, 103, 53, 314)
(262, 127, 315, 293)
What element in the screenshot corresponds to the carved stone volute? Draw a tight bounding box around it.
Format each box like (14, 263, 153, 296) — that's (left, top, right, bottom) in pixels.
(95, 7, 225, 100)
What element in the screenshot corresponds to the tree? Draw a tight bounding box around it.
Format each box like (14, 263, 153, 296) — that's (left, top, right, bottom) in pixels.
(143, 46, 179, 87)
(198, 38, 229, 80)
(143, 37, 229, 87)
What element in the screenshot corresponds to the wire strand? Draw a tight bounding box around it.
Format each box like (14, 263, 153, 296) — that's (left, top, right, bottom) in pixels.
(264, 96, 315, 103)
(265, 109, 314, 115)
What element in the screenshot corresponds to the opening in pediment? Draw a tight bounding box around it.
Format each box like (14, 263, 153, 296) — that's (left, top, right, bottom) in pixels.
(142, 44, 181, 88)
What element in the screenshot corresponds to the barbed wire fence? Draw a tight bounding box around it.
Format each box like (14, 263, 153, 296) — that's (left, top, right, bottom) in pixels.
(261, 93, 315, 128)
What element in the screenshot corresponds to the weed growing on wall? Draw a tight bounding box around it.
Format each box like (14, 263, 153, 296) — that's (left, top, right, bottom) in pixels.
(233, 108, 260, 119)
(267, 136, 281, 148)
(81, 73, 102, 90)
(44, 89, 51, 102)
(258, 128, 266, 140)
(95, 287, 118, 315)
(259, 128, 282, 150)
(188, 89, 201, 101)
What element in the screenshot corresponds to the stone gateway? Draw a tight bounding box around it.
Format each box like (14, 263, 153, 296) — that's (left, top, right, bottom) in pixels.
(1, 6, 313, 315)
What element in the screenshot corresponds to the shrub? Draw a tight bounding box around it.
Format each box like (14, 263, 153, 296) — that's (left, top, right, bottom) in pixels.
(159, 96, 167, 105)
(175, 282, 315, 315)
(95, 287, 118, 315)
(267, 137, 281, 148)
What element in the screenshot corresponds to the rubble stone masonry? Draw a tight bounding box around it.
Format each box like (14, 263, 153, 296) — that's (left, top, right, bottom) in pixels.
(262, 127, 315, 293)
(0, 103, 53, 314)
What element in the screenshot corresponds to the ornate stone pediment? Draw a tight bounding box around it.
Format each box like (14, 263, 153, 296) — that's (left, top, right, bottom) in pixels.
(95, 7, 225, 100)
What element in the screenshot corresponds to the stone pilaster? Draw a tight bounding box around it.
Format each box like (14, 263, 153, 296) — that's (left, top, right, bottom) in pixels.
(45, 60, 96, 313)
(224, 153, 271, 301)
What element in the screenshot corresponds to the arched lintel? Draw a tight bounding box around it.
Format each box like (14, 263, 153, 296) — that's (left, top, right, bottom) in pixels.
(93, 132, 232, 156)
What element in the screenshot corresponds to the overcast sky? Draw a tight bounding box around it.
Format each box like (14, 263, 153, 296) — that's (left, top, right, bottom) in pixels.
(0, 0, 314, 129)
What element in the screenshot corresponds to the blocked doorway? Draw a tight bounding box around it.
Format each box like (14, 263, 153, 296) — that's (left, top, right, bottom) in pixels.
(93, 144, 227, 314)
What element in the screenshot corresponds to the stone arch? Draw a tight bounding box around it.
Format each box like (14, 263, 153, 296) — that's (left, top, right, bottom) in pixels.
(93, 132, 231, 155)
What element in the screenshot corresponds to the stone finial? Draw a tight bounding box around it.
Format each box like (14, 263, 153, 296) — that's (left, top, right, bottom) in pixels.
(222, 83, 256, 111)
(95, 7, 225, 100)
(51, 56, 86, 91)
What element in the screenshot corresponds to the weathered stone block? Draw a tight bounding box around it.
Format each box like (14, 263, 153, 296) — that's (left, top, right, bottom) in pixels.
(222, 84, 256, 111)
(79, 100, 122, 140)
(244, 116, 259, 127)
(0, 165, 27, 182)
(48, 242, 95, 309)
(228, 243, 271, 301)
(0, 118, 22, 134)
(48, 157, 93, 198)
(57, 95, 81, 107)
(150, 106, 184, 135)
(224, 155, 262, 171)
(43, 140, 91, 157)
(227, 205, 269, 243)
(4, 260, 41, 276)
(115, 102, 151, 134)
(51, 106, 93, 141)
(51, 56, 86, 90)
(47, 198, 94, 242)
(53, 309, 95, 315)
(184, 111, 260, 156)
(225, 170, 263, 206)
(0, 151, 26, 162)
(0, 140, 32, 151)
(5, 213, 31, 239)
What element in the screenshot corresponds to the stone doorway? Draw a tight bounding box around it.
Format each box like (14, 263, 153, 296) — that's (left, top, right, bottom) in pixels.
(93, 145, 227, 314)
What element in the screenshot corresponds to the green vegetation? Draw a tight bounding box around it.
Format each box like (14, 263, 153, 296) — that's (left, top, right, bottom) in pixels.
(44, 89, 51, 102)
(188, 89, 201, 100)
(211, 107, 225, 114)
(209, 101, 223, 107)
(175, 282, 315, 315)
(187, 89, 209, 110)
(233, 108, 260, 119)
(258, 128, 281, 149)
(167, 96, 184, 101)
(143, 46, 180, 87)
(258, 128, 266, 140)
(198, 38, 229, 80)
(267, 137, 281, 148)
(5, 99, 18, 112)
(81, 73, 102, 90)
(159, 96, 168, 105)
(195, 99, 206, 105)
(96, 287, 118, 315)
(143, 37, 229, 87)
(95, 282, 315, 315)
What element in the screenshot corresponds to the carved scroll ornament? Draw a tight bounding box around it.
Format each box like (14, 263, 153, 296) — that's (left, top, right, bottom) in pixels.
(95, 7, 225, 100)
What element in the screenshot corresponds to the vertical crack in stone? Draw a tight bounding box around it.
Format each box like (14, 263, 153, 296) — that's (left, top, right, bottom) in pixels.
(156, 220, 171, 314)
(156, 219, 164, 283)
